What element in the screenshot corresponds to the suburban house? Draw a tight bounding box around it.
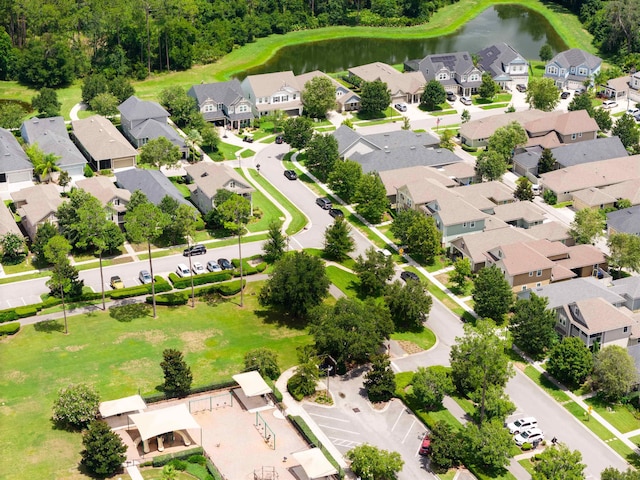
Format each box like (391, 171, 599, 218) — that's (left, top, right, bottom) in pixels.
(187, 80, 254, 130)
(453, 181, 514, 206)
(115, 168, 191, 207)
(527, 221, 574, 246)
(0, 127, 34, 188)
(241, 71, 302, 117)
(378, 166, 456, 205)
(330, 125, 457, 172)
(118, 96, 187, 158)
(573, 178, 640, 211)
(519, 277, 625, 310)
(296, 71, 361, 112)
(513, 136, 628, 177)
(525, 110, 598, 146)
(459, 109, 549, 148)
(539, 155, 640, 203)
(347, 62, 426, 104)
(75, 176, 131, 225)
(0, 202, 22, 238)
(599, 75, 631, 101)
(184, 162, 254, 215)
(404, 51, 482, 97)
(543, 48, 602, 90)
(438, 162, 480, 185)
(631, 71, 640, 93)
(476, 43, 529, 89)
(20, 117, 87, 178)
(607, 206, 640, 236)
(11, 184, 64, 240)
(612, 276, 640, 311)
(71, 115, 137, 171)
(485, 238, 607, 292)
(491, 201, 545, 229)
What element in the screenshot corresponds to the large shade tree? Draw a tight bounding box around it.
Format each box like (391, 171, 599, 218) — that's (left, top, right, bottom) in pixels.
(526, 77, 560, 111)
(472, 265, 513, 323)
(302, 76, 336, 118)
(305, 133, 338, 182)
(509, 293, 558, 359)
(139, 136, 181, 169)
(359, 80, 391, 116)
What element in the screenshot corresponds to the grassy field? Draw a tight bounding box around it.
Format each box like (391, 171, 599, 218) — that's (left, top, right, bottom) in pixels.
(390, 328, 437, 351)
(0, 282, 311, 480)
(0, 0, 593, 119)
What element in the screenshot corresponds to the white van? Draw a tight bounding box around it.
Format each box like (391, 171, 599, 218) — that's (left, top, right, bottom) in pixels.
(176, 263, 191, 277)
(602, 100, 618, 109)
(531, 184, 541, 196)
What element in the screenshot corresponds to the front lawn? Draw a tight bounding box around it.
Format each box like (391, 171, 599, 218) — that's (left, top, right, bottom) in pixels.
(522, 366, 570, 403)
(0, 282, 311, 480)
(390, 327, 436, 351)
(584, 397, 640, 434)
(325, 265, 359, 298)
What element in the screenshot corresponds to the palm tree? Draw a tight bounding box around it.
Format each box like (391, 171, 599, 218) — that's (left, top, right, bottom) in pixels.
(34, 152, 61, 183)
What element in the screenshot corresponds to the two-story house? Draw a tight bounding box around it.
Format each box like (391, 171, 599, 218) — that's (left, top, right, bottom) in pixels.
(20, 117, 87, 178)
(525, 110, 598, 146)
(404, 52, 483, 98)
(241, 71, 302, 117)
(184, 162, 254, 215)
(11, 184, 64, 240)
(118, 96, 187, 158)
(543, 48, 602, 90)
(485, 241, 555, 292)
(476, 43, 529, 89)
(296, 71, 361, 112)
(187, 80, 254, 130)
(76, 176, 131, 225)
(347, 62, 425, 104)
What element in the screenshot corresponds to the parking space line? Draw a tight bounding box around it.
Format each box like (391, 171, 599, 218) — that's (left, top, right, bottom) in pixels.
(401, 419, 417, 444)
(391, 408, 405, 432)
(319, 424, 360, 435)
(309, 413, 350, 423)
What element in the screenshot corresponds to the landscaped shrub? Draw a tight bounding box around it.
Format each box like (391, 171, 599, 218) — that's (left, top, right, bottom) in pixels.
(0, 309, 18, 323)
(41, 296, 63, 308)
(110, 277, 171, 299)
(543, 190, 557, 205)
(256, 262, 267, 272)
(169, 271, 232, 289)
(0, 322, 20, 335)
(521, 442, 532, 451)
(152, 447, 204, 467)
(461, 144, 477, 152)
(167, 459, 188, 470)
(188, 455, 207, 466)
(217, 280, 244, 296)
(149, 292, 189, 306)
(15, 305, 39, 318)
(206, 458, 224, 480)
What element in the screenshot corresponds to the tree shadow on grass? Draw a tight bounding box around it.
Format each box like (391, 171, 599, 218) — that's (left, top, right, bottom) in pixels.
(254, 307, 308, 330)
(33, 319, 65, 333)
(109, 303, 151, 322)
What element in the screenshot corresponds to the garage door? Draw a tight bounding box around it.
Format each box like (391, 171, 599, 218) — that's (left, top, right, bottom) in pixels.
(113, 156, 135, 169)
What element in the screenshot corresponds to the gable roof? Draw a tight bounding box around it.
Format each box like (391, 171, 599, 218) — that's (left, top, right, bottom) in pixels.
(450, 226, 534, 266)
(353, 146, 463, 173)
(129, 119, 185, 149)
(21, 116, 67, 142)
(21, 117, 87, 170)
(118, 96, 169, 121)
(607, 205, 640, 234)
(416, 52, 476, 81)
(571, 187, 616, 208)
(75, 176, 131, 206)
(71, 115, 138, 162)
(454, 181, 514, 205)
(0, 202, 21, 237)
(519, 277, 624, 309)
(549, 48, 602, 70)
(0, 128, 33, 174)
(555, 244, 607, 271)
(115, 168, 190, 207)
(611, 275, 640, 300)
(527, 221, 571, 243)
(476, 43, 527, 79)
(460, 109, 553, 142)
(11, 184, 64, 224)
(486, 241, 555, 276)
(525, 110, 598, 137)
(513, 146, 543, 171)
(565, 297, 632, 334)
(599, 178, 640, 205)
(184, 162, 254, 198)
(244, 71, 300, 98)
(492, 201, 546, 224)
(187, 79, 246, 106)
(378, 166, 456, 196)
(551, 136, 628, 168)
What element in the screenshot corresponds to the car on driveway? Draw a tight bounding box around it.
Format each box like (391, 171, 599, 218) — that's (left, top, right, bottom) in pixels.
(507, 416, 538, 435)
(329, 208, 344, 219)
(460, 96, 472, 106)
(192, 262, 205, 275)
(183, 244, 206, 256)
(514, 427, 544, 447)
(316, 197, 332, 210)
(110, 275, 124, 289)
(139, 270, 152, 284)
(176, 264, 191, 278)
(602, 100, 618, 109)
(516, 84, 527, 92)
(218, 258, 233, 270)
(284, 169, 297, 180)
(627, 108, 640, 116)
(207, 260, 222, 272)
(275, 135, 284, 144)
(243, 135, 254, 143)
(400, 271, 420, 282)
(394, 103, 408, 112)
(446, 91, 457, 102)
(560, 91, 570, 99)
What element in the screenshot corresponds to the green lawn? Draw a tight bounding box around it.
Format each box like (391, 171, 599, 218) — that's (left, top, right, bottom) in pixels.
(245, 188, 283, 233)
(212, 141, 242, 161)
(564, 401, 617, 441)
(522, 366, 570, 403)
(518, 459, 536, 476)
(390, 327, 436, 351)
(325, 265, 359, 298)
(437, 471, 458, 480)
(0, 282, 311, 480)
(584, 397, 640, 434)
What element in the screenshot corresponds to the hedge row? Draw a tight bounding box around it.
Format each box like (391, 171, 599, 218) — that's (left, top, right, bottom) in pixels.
(168, 271, 232, 290)
(110, 276, 171, 299)
(148, 280, 246, 306)
(231, 259, 267, 276)
(0, 322, 20, 336)
(152, 446, 204, 467)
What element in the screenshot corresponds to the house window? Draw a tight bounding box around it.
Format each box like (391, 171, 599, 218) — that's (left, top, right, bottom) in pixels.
(237, 104, 249, 113)
(571, 133, 577, 140)
(437, 73, 448, 80)
(521, 286, 527, 291)
(470, 221, 475, 228)
(203, 104, 214, 112)
(463, 222, 467, 228)
(529, 271, 534, 277)
(624, 326, 629, 333)
(536, 282, 541, 287)
(578, 68, 588, 76)
(228, 181, 235, 188)
(336, 90, 343, 96)
(536, 269, 542, 277)
(469, 74, 479, 82)
(547, 66, 558, 75)
(578, 132, 582, 138)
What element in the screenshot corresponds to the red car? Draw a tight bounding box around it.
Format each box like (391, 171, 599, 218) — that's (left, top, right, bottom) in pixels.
(419, 434, 431, 455)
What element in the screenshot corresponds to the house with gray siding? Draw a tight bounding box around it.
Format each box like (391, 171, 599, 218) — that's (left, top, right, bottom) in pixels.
(543, 48, 602, 90)
(612, 276, 640, 311)
(184, 162, 254, 215)
(404, 51, 482, 97)
(20, 117, 87, 178)
(0, 128, 34, 187)
(188, 80, 254, 129)
(476, 43, 529, 89)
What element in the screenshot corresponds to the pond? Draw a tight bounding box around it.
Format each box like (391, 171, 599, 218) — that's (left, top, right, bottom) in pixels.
(240, 4, 567, 78)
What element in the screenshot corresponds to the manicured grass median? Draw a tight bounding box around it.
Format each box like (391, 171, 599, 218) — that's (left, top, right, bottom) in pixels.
(325, 265, 359, 298)
(522, 366, 570, 403)
(390, 328, 436, 351)
(585, 397, 640, 434)
(0, 282, 311, 480)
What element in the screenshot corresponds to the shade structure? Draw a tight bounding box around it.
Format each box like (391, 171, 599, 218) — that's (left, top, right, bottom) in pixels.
(99, 394, 147, 418)
(292, 448, 338, 479)
(128, 403, 200, 441)
(232, 371, 272, 397)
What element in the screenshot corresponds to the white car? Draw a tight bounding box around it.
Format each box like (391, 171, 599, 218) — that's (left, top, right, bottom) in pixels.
(602, 100, 618, 109)
(176, 263, 191, 278)
(207, 260, 222, 272)
(460, 96, 472, 106)
(192, 262, 205, 275)
(506, 416, 538, 435)
(627, 108, 640, 116)
(514, 427, 544, 447)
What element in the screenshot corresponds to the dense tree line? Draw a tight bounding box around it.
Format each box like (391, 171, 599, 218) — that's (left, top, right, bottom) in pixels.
(0, 0, 460, 87)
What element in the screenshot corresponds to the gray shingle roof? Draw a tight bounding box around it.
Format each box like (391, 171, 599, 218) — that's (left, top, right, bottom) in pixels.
(519, 277, 624, 309)
(332, 125, 363, 155)
(130, 119, 185, 149)
(20, 117, 86, 170)
(551, 136, 628, 168)
(0, 128, 33, 174)
(188, 79, 246, 107)
(353, 146, 462, 173)
(550, 48, 602, 71)
(115, 168, 191, 207)
(118, 96, 169, 122)
(476, 43, 526, 80)
(513, 146, 543, 170)
(611, 275, 640, 300)
(607, 206, 640, 235)
(21, 116, 67, 143)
